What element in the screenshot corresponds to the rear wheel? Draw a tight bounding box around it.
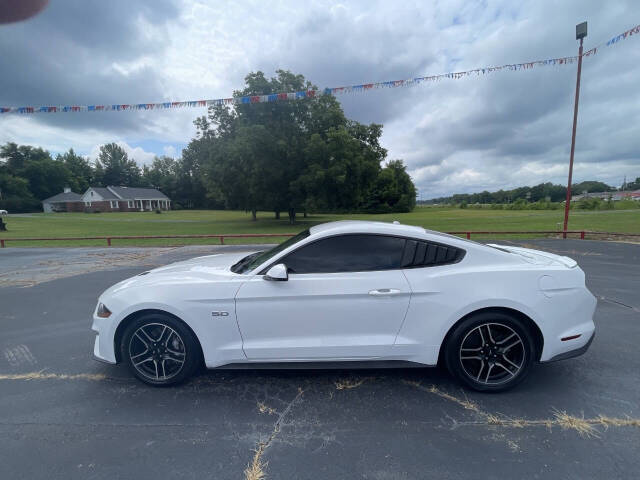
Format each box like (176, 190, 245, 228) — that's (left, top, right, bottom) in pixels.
(120, 313, 200, 386)
(444, 312, 535, 392)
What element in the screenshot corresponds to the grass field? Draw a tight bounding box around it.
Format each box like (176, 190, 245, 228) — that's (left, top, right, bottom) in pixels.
(1, 206, 639, 247)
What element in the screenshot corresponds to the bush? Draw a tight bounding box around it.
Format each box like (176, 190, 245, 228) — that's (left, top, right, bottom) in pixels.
(505, 198, 528, 210)
(155, 208, 162, 214)
(0, 196, 41, 213)
(490, 203, 504, 210)
(576, 197, 602, 210)
(615, 199, 640, 210)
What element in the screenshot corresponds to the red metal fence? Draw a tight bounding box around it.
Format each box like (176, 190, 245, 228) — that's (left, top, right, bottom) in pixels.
(1, 230, 640, 247)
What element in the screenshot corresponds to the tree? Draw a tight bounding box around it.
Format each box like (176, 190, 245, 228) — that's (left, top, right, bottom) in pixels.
(97, 143, 141, 186)
(362, 160, 416, 212)
(572, 180, 612, 194)
(21, 158, 72, 200)
(193, 70, 414, 222)
(58, 148, 93, 192)
(623, 177, 640, 190)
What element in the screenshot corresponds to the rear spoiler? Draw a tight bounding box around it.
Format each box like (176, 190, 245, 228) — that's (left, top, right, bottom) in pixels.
(487, 244, 578, 268)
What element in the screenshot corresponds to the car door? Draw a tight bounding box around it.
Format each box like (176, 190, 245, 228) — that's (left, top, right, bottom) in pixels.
(234, 234, 412, 361)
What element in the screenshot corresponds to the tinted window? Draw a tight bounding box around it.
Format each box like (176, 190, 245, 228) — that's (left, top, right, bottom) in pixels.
(281, 235, 405, 274)
(231, 229, 310, 274)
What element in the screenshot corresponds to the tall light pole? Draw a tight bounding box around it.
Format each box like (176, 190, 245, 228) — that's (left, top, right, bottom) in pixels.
(563, 21, 587, 238)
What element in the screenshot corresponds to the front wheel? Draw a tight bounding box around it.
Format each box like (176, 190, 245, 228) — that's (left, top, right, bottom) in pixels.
(444, 312, 536, 392)
(121, 313, 201, 386)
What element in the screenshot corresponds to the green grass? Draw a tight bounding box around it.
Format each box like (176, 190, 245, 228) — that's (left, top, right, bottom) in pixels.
(1, 206, 639, 247)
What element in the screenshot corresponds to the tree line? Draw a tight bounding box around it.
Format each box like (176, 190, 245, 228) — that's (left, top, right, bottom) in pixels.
(0, 70, 417, 220)
(423, 179, 638, 206)
(0, 142, 198, 212)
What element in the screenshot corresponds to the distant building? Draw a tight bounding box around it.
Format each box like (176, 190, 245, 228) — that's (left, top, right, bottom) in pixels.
(571, 190, 640, 202)
(42, 186, 171, 213)
(42, 187, 84, 213)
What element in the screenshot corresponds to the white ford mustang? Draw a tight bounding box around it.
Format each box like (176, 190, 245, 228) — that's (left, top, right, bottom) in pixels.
(92, 221, 596, 391)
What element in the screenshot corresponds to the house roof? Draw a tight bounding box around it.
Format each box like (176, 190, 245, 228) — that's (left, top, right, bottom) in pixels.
(42, 191, 83, 203)
(107, 186, 169, 200)
(86, 186, 169, 200)
(89, 187, 119, 200)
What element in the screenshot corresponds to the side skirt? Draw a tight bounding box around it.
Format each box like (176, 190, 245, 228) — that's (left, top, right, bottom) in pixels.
(211, 360, 435, 370)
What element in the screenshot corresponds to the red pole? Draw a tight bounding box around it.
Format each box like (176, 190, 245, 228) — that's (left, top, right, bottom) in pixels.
(466, 232, 471, 240)
(107, 237, 111, 247)
(1, 239, 4, 248)
(563, 36, 584, 238)
(220, 236, 224, 245)
(581, 231, 585, 240)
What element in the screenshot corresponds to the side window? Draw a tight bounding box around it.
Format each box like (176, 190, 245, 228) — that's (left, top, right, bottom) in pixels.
(282, 235, 406, 274)
(400, 239, 465, 268)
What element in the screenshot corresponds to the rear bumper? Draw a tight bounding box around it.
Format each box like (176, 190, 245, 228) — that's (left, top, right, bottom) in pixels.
(544, 331, 595, 362)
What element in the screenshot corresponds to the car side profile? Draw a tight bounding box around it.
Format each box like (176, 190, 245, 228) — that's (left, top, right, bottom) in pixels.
(92, 220, 596, 391)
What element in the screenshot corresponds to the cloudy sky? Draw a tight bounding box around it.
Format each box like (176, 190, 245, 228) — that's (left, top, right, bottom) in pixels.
(1, 0, 639, 198)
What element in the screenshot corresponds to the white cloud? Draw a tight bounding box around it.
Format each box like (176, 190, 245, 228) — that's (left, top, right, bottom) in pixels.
(163, 145, 177, 157)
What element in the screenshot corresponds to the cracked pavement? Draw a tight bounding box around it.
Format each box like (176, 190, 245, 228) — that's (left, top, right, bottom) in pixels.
(0, 240, 638, 479)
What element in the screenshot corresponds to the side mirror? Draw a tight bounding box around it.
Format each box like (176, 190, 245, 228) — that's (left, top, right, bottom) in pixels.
(264, 264, 288, 281)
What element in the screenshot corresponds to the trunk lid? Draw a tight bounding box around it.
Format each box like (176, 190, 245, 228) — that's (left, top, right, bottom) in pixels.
(488, 244, 578, 268)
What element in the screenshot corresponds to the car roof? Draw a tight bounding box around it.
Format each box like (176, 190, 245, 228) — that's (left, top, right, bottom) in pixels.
(309, 220, 426, 238)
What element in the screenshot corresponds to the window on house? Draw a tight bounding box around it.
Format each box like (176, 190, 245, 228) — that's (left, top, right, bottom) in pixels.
(127, 200, 134, 208)
(110, 200, 119, 209)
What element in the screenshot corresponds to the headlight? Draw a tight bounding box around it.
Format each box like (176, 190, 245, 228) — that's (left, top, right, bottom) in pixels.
(96, 303, 112, 318)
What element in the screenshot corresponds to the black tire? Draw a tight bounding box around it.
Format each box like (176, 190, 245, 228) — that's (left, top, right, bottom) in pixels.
(120, 312, 201, 386)
(444, 311, 536, 392)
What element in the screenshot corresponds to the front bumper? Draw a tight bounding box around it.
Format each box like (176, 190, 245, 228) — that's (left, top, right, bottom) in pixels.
(544, 331, 595, 362)
(92, 315, 118, 364)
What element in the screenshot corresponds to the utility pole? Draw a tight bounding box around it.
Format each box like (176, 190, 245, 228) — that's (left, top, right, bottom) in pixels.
(563, 21, 587, 238)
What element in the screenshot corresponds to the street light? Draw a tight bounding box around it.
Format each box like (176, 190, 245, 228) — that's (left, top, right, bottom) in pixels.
(562, 21, 587, 238)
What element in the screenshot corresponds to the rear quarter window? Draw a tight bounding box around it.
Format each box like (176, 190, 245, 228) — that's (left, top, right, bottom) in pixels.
(401, 239, 465, 268)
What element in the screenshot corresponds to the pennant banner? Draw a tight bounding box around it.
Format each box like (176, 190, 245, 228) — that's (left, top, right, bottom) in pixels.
(1, 23, 638, 115)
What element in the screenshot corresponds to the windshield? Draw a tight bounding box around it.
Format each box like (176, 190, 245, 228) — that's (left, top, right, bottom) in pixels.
(231, 229, 310, 274)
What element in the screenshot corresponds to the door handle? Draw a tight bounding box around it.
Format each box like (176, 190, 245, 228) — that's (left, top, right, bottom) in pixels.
(368, 288, 402, 296)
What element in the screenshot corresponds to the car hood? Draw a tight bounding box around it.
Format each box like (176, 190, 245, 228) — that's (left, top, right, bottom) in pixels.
(101, 251, 256, 296)
(488, 244, 578, 268)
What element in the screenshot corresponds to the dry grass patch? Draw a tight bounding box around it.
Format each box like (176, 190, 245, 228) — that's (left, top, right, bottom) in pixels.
(257, 401, 277, 416)
(244, 387, 305, 480)
(596, 415, 640, 429)
(244, 440, 271, 480)
(335, 377, 368, 390)
(402, 380, 480, 412)
(0, 371, 107, 381)
(552, 410, 598, 438)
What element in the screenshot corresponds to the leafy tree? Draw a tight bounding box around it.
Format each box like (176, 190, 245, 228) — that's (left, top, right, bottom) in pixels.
(21, 158, 72, 200)
(572, 180, 612, 194)
(97, 143, 141, 187)
(623, 177, 640, 190)
(193, 70, 415, 222)
(57, 148, 93, 192)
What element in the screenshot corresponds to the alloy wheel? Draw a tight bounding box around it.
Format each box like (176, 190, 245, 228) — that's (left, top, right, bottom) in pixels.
(459, 322, 525, 385)
(128, 322, 186, 381)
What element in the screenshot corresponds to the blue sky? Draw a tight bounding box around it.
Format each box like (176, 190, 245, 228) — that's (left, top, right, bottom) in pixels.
(0, 0, 639, 198)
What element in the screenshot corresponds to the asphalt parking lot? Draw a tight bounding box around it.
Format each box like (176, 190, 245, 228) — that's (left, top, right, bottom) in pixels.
(0, 239, 638, 479)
